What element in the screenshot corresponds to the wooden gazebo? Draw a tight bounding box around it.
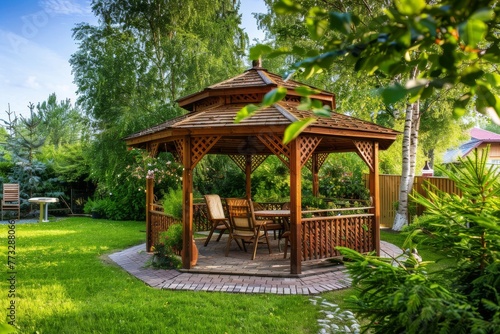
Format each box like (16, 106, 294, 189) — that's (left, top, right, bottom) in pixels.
(124, 62, 399, 274)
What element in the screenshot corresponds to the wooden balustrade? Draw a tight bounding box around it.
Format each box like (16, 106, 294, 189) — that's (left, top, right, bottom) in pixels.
(148, 202, 210, 251)
(301, 211, 375, 260)
(149, 200, 375, 261)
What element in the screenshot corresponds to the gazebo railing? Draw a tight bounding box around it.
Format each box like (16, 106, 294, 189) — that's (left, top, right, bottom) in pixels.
(300, 208, 375, 261)
(148, 202, 210, 250)
(149, 201, 376, 260)
(148, 207, 181, 251)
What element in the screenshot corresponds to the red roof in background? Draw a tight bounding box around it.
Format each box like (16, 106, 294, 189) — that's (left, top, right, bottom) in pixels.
(470, 128, 500, 141)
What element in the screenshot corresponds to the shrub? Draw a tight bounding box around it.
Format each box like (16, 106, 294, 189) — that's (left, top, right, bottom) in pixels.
(160, 188, 183, 219)
(319, 153, 369, 200)
(151, 224, 182, 269)
(339, 147, 500, 333)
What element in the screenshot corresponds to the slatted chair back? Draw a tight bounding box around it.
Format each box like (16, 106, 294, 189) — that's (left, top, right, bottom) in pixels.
(203, 194, 229, 246)
(227, 199, 254, 232)
(204, 194, 226, 220)
(225, 198, 252, 230)
(225, 198, 271, 260)
(2, 183, 20, 220)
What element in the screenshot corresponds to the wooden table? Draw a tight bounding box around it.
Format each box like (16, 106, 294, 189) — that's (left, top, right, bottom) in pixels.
(254, 210, 291, 251)
(253, 209, 290, 218)
(28, 197, 59, 223)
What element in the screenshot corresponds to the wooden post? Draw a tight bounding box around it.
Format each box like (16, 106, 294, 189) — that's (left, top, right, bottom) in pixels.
(245, 155, 252, 199)
(289, 139, 302, 274)
(369, 142, 380, 256)
(312, 154, 319, 197)
(145, 177, 154, 252)
(182, 136, 194, 269)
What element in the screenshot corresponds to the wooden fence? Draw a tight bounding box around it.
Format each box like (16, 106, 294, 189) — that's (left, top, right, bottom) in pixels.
(366, 175, 461, 228)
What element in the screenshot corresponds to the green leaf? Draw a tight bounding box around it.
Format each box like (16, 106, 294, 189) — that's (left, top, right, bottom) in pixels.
(235, 104, 259, 123)
(262, 87, 287, 107)
(306, 7, 328, 40)
(460, 67, 484, 86)
(283, 118, 316, 144)
(329, 12, 354, 35)
(313, 106, 332, 117)
(459, 19, 487, 49)
(476, 85, 500, 117)
(395, 0, 426, 15)
(484, 73, 500, 88)
(469, 8, 495, 21)
(249, 44, 273, 60)
(379, 84, 407, 105)
(310, 99, 323, 109)
(418, 16, 437, 37)
(295, 86, 321, 97)
(273, 0, 302, 14)
(0, 322, 17, 334)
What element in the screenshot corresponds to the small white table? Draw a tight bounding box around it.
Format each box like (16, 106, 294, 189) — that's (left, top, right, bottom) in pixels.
(29, 197, 59, 223)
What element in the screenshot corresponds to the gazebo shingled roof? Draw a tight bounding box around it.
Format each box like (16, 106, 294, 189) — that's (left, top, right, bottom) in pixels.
(125, 63, 399, 275)
(125, 65, 397, 154)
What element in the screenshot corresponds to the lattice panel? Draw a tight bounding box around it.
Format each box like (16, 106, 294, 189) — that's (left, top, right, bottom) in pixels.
(229, 155, 246, 171)
(228, 154, 268, 173)
(305, 153, 329, 172)
(283, 96, 301, 103)
(299, 136, 322, 167)
(173, 139, 184, 164)
(194, 96, 224, 111)
(258, 133, 290, 168)
(251, 154, 268, 172)
(354, 140, 374, 171)
(231, 93, 262, 103)
(191, 136, 221, 167)
(148, 142, 159, 158)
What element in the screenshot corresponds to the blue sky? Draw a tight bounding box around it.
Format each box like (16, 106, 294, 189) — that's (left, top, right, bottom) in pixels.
(0, 0, 267, 117)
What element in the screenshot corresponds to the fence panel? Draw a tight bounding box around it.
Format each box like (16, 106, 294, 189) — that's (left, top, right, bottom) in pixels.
(372, 175, 459, 228)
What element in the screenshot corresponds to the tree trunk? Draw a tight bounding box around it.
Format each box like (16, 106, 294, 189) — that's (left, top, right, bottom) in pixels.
(393, 102, 413, 231)
(393, 99, 421, 231)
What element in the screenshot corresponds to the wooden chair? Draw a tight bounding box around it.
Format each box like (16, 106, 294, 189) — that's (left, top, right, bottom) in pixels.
(225, 198, 271, 260)
(253, 202, 284, 240)
(280, 202, 291, 257)
(2, 183, 20, 220)
(203, 194, 230, 247)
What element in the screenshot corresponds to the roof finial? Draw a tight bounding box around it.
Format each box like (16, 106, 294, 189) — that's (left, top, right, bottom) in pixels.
(252, 58, 262, 68)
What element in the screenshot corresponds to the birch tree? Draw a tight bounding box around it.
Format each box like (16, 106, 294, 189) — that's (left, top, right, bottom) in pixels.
(244, 0, 499, 230)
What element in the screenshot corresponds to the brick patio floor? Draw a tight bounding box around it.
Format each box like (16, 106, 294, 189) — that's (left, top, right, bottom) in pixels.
(108, 234, 402, 295)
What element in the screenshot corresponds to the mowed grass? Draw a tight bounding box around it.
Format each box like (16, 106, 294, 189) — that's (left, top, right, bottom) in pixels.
(1, 218, 318, 334)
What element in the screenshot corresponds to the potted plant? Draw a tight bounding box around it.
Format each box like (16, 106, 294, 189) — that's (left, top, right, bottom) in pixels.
(83, 198, 107, 219)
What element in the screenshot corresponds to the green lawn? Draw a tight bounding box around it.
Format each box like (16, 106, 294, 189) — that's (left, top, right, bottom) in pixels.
(1, 218, 318, 334)
(1, 218, 454, 333)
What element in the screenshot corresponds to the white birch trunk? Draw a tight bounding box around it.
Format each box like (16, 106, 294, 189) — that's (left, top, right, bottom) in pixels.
(393, 102, 413, 231)
(408, 100, 421, 197)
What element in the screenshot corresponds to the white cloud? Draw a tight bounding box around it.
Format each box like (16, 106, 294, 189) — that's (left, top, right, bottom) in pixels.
(40, 0, 91, 16)
(0, 29, 77, 116)
(25, 76, 41, 89)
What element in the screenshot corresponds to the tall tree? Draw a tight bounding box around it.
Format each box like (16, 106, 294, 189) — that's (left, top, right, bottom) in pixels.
(247, 0, 498, 230)
(70, 0, 248, 218)
(1, 103, 47, 199)
(36, 93, 86, 148)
